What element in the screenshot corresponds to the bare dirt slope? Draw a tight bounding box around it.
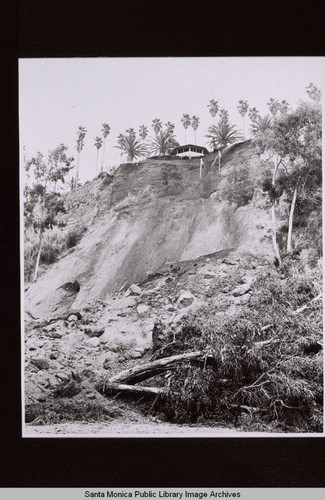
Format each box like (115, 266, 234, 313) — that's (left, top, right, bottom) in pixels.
(24, 141, 276, 319)
(24, 248, 268, 433)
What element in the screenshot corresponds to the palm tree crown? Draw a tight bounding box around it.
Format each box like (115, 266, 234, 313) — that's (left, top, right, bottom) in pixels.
(191, 116, 200, 144)
(94, 136, 103, 175)
(248, 107, 260, 122)
(139, 125, 149, 141)
(237, 100, 249, 117)
(152, 119, 163, 136)
(94, 136, 103, 150)
(101, 123, 111, 172)
(76, 126, 87, 153)
(237, 100, 249, 138)
(102, 123, 111, 138)
(181, 114, 191, 142)
(115, 132, 148, 163)
(250, 114, 273, 136)
(207, 99, 219, 118)
(149, 129, 179, 156)
(165, 122, 175, 136)
(206, 115, 243, 150)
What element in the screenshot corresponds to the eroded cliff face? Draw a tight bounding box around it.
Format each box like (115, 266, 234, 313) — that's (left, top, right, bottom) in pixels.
(25, 141, 276, 318)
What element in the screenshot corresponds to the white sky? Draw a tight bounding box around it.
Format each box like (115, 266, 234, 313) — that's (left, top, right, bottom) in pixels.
(19, 57, 324, 184)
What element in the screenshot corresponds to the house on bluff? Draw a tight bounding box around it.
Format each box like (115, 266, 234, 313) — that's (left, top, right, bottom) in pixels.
(171, 144, 209, 159)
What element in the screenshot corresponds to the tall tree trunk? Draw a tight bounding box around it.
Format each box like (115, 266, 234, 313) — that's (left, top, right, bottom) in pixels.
(96, 149, 99, 176)
(287, 186, 298, 254)
(33, 231, 44, 282)
(101, 138, 106, 172)
(271, 161, 282, 266)
(75, 152, 80, 189)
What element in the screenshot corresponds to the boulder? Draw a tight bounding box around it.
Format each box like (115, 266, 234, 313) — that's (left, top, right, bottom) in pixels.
(49, 330, 64, 339)
(68, 314, 79, 322)
(99, 332, 110, 344)
(177, 291, 196, 308)
(203, 272, 216, 279)
(124, 284, 142, 297)
(85, 337, 100, 348)
(231, 283, 251, 296)
(30, 358, 50, 370)
(55, 371, 72, 382)
(84, 326, 105, 337)
(137, 304, 150, 316)
(129, 351, 143, 359)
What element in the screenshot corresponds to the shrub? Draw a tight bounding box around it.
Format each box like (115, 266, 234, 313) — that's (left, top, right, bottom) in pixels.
(25, 399, 123, 424)
(155, 262, 323, 432)
(65, 226, 85, 248)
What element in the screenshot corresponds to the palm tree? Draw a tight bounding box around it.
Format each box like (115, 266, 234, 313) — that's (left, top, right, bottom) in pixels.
(149, 129, 179, 156)
(206, 115, 243, 151)
(101, 123, 111, 172)
(125, 127, 136, 138)
(75, 126, 87, 188)
(267, 98, 280, 116)
(115, 132, 148, 162)
(250, 114, 273, 154)
(250, 114, 273, 136)
(191, 116, 200, 144)
(207, 99, 219, 121)
(94, 136, 103, 175)
(165, 122, 175, 136)
(139, 125, 149, 141)
(237, 100, 249, 138)
(248, 107, 260, 123)
(181, 114, 191, 143)
(152, 119, 162, 136)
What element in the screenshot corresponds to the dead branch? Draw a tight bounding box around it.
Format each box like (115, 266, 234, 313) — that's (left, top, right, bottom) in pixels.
(293, 292, 322, 315)
(27, 310, 83, 328)
(104, 383, 165, 396)
(109, 351, 203, 385)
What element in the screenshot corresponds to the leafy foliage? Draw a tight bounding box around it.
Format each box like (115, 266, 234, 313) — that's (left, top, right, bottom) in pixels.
(152, 119, 162, 135)
(237, 100, 249, 117)
(156, 261, 323, 431)
(206, 112, 243, 150)
(115, 131, 148, 162)
(149, 129, 179, 156)
(207, 99, 219, 118)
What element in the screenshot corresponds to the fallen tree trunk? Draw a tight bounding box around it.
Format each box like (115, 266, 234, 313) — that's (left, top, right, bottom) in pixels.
(109, 351, 203, 385)
(105, 383, 165, 396)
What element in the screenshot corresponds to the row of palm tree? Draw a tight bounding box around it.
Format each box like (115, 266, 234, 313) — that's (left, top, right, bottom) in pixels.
(115, 121, 180, 162)
(75, 97, 293, 178)
(73, 123, 111, 187)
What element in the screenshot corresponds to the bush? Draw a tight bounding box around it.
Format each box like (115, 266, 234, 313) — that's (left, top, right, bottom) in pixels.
(65, 226, 85, 248)
(25, 399, 122, 424)
(154, 262, 323, 432)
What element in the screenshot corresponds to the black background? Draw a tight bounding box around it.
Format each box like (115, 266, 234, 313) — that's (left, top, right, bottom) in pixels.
(2, 0, 325, 488)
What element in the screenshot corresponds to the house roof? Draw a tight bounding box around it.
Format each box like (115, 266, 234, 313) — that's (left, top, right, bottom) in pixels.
(171, 144, 209, 156)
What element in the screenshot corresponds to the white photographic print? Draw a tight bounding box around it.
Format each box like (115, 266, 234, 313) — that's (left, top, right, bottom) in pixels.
(20, 57, 324, 437)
